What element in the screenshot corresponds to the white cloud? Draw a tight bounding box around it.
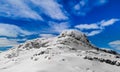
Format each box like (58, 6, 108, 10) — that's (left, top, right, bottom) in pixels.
(109, 40, 120, 45)
(39, 34, 56, 38)
(86, 30, 102, 36)
(75, 18, 120, 36)
(75, 24, 99, 30)
(0, 38, 18, 47)
(75, 18, 119, 30)
(10, 38, 27, 42)
(101, 19, 120, 27)
(30, 0, 68, 20)
(0, 0, 108, 21)
(0, 23, 33, 37)
(109, 40, 120, 50)
(0, 0, 69, 21)
(0, 0, 43, 20)
(49, 22, 70, 33)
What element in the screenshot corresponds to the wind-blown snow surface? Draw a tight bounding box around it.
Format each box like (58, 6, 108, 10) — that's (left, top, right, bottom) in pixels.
(0, 30, 120, 72)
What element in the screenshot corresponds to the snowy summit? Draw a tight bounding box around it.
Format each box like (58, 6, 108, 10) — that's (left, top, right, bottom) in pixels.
(0, 30, 120, 72)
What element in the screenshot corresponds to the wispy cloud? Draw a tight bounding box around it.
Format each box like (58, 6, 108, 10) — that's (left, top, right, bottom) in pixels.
(0, 0, 43, 20)
(0, 0, 69, 21)
(0, 23, 33, 37)
(75, 18, 120, 36)
(75, 24, 99, 30)
(0, 0, 108, 21)
(101, 19, 120, 27)
(10, 38, 27, 42)
(30, 0, 68, 20)
(39, 34, 56, 38)
(0, 38, 18, 47)
(86, 30, 102, 36)
(109, 40, 120, 50)
(48, 21, 70, 33)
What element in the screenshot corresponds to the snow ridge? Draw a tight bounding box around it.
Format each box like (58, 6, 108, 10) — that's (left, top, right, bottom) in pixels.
(0, 30, 120, 72)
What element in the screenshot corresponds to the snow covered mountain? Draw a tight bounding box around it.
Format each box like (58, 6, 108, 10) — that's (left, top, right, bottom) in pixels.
(0, 30, 120, 72)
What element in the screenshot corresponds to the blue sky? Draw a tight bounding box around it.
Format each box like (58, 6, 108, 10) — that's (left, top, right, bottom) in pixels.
(0, 0, 120, 52)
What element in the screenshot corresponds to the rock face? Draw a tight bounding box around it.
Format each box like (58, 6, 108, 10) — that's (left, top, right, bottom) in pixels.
(17, 30, 94, 50)
(0, 30, 120, 72)
(59, 30, 86, 41)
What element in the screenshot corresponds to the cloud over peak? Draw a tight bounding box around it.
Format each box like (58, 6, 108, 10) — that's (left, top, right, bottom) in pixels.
(48, 21, 70, 33)
(39, 34, 56, 38)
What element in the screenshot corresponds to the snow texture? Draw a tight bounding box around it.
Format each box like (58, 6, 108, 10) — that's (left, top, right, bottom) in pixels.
(0, 30, 120, 72)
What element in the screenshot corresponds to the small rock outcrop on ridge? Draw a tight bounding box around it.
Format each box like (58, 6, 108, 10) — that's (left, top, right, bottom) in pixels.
(17, 30, 94, 51)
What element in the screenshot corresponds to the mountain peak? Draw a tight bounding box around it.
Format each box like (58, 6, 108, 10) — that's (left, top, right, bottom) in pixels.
(0, 30, 120, 72)
(59, 29, 89, 43)
(59, 29, 85, 39)
(15, 29, 93, 51)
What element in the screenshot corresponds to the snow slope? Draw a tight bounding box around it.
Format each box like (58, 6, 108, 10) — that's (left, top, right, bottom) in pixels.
(0, 30, 120, 72)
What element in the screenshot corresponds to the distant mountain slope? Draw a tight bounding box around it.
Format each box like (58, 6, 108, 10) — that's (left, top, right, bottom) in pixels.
(0, 30, 120, 72)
